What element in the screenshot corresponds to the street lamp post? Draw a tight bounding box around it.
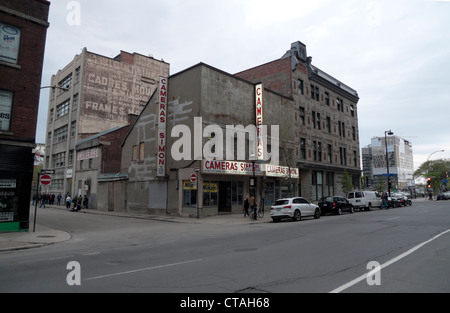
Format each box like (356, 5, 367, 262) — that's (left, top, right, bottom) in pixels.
(385, 130, 394, 196)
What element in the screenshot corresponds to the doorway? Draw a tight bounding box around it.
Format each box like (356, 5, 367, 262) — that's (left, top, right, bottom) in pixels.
(218, 181, 231, 213)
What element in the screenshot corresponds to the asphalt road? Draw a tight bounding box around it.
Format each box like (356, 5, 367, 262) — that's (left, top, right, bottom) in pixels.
(1, 199, 449, 294)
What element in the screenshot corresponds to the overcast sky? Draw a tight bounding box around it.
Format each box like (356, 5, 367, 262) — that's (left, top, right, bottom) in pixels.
(37, 0, 450, 170)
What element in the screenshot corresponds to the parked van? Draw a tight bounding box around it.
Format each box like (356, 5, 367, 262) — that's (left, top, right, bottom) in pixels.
(347, 190, 381, 211)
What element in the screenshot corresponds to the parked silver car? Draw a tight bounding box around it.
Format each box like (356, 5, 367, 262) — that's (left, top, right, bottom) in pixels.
(270, 197, 321, 222)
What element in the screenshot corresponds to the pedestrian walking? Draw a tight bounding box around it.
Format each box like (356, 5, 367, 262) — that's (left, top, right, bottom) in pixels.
(66, 195, 71, 209)
(243, 194, 250, 218)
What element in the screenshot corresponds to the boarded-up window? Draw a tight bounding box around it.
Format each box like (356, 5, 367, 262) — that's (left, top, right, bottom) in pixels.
(132, 145, 137, 161)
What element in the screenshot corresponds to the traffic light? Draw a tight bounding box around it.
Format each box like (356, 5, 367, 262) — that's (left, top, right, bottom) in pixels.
(427, 177, 432, 188)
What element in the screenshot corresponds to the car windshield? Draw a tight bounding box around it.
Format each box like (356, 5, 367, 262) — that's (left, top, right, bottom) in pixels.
(274, 199, 289, 206)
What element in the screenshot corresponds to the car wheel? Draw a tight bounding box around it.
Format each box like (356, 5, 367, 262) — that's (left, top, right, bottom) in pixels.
(293, 210, 301, 222)
(336, 208, 342, 215)
(314, 208, 321, 219)
(350, 206, 354, 213)
(366, 203, 372, 211)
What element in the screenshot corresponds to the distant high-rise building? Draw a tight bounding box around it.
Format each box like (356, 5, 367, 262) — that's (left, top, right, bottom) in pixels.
(44, 48, 169, 197)
(362, 136, 414, 190)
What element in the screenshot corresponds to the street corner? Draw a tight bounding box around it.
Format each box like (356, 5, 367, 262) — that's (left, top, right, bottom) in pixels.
(0, 226, 71, 252)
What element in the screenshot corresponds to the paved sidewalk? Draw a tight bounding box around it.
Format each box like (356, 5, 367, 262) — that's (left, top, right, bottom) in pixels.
(0, 205, 272, 252)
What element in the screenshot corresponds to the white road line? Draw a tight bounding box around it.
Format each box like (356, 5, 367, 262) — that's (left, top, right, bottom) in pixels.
(85, 259, 203, 281)
(330, 229, 450, 293)
(387, 217, 400, 221)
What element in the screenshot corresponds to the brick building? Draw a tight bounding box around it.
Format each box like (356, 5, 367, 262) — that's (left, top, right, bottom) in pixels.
(44, 48, 169, 197)
(0, 0, 50, 231)
(236, 41, 361, 200)
(117, 41, 361, 217)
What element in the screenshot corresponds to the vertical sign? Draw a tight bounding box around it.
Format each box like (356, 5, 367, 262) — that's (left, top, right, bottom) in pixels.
(255, 83, 264, 160)
(157, 77, 168, 177)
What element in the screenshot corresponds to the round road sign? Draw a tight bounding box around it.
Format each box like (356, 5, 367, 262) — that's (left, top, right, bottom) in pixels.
(190, 174, 197, 183)
(41, 174, 52, 185)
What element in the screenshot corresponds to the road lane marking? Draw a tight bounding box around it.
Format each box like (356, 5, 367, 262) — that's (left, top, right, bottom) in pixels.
(85, 259, 203, 281)
(330, 228, 450, 293)
(387, 217, 400, 221)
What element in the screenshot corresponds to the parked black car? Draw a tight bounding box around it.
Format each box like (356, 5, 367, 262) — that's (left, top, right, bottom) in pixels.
(318, 196, 355, 215)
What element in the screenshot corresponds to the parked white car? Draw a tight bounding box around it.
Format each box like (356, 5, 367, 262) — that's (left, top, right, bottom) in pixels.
(347, 190, 381, 211)
(270, 197, 321, 222)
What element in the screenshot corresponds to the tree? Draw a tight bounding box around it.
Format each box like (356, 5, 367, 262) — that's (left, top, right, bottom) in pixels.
(341, 169, 354, 195)
(414, 159, 450, 192)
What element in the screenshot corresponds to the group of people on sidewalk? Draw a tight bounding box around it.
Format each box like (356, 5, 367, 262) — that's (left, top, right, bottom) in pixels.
(65, 193, 89, 212)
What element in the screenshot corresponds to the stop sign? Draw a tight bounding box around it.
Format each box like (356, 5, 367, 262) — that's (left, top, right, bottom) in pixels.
(41, 174, 51, 185)
(190, 174, 197, 183)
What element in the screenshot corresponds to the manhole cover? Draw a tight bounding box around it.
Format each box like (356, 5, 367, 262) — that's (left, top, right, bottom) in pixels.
(37, 235, 56, 238)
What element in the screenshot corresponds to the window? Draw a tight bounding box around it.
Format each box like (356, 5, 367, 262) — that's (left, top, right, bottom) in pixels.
(327, 144, 332, 163)
(298, 79, 304, 95)
(54, 125, 68, 143)
(68, 150, 74, 166)
(312, 111, 316, 129)
(326, 116, 331, 133)
(337, 97, 344, 112)
(70, 121, 76, 137)
(353, 151, 358, 167)
(88, 158, 93, 169)
(325, 92, 330, 106)
(352, 126, 356, 140)
(56, 99, 70, 118)
(73, 94, 79, 110)
(49, 109, 54, 123)
(340, 147, 347, 165)
(52, 152, 66, 168)
(299, 107, 305, 125)
(47, 132, 52, 145)
(311, 85, 319, 101)
(300, 138, 306, 160)
(75, 67, 80, 83)
(338, 121, 346, 138)
(313, 141, 317, 161)
(58, 74, 72, 93)
(318, 142, 322, 162)
(132, 145, 138, 161)
(316, 113, 321, 130)
(0, 23, 21, 65)
(350, 104, 355, 117)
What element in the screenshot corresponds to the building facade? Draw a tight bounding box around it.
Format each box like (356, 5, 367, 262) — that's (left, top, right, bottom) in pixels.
(362, 136, 414, 190)
(236, 41, 361, 200)
(0, 0, 50, 231)
(74, 114, 137, 210)
(117, 42, 361, 217)
(44, 49, 169, 197)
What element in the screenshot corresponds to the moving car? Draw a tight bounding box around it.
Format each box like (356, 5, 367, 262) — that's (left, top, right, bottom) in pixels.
(270, 197, 321, 222)
(318, 196, 355, 215)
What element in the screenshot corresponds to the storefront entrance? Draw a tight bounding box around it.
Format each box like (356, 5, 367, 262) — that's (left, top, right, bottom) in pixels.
(218, 181, 232, 213)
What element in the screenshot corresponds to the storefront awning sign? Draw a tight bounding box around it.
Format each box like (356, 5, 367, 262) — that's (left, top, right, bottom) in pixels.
(202, 160, 298, 178)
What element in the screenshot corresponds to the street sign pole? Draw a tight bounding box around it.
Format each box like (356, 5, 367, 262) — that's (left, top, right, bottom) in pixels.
(33, 173, 41, 232)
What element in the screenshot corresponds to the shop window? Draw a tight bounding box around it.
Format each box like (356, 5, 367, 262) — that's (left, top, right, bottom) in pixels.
(203, 181, 218, 207)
